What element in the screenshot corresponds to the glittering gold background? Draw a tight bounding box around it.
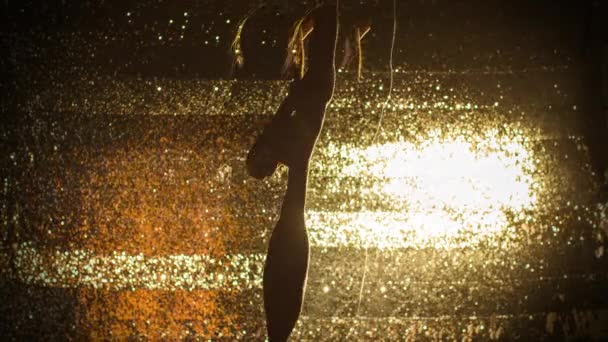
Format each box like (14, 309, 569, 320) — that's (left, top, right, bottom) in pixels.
(2, 1, 608, 340)
(2, 74, 607, 339)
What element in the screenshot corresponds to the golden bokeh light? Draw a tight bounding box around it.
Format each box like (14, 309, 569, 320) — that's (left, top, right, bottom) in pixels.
(308, 129, 540, 249)
(3, 68, 605, 339)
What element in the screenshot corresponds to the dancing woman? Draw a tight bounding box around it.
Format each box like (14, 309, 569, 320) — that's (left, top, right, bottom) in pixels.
(245, 4, 338, 341)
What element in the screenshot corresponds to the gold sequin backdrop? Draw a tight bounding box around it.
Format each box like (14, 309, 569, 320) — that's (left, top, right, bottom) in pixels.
(1, 0, 608, 340)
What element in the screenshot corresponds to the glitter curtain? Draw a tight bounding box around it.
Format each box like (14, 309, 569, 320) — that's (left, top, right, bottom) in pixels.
(2, 0, 608, 340)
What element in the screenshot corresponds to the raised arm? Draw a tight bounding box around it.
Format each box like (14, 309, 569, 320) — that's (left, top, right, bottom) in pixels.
(258, 3, 338, 153)
(246, 4, 338, 180)
(303, 4, 338, 105)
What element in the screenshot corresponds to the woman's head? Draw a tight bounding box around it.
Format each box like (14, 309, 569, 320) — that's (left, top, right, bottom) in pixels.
(231, 6, 293, 79)
(231, 6, 313, 79)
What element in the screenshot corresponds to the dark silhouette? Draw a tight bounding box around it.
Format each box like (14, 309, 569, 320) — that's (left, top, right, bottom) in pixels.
(246, 4, 338, 341)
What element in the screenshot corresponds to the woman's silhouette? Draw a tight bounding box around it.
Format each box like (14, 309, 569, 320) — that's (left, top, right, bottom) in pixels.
(245, 4, 338, 341)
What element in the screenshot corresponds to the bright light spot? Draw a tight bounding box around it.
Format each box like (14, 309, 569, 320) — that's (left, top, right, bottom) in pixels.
(308, 130, 539, 249)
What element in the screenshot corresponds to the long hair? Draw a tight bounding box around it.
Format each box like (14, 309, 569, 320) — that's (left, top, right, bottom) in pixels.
(354, 22, 371, 80)
(230, 6, 263, 74)
(342, 18, 371, 80)
(282, 10, 315, 79)
(231, 5, 310, 79)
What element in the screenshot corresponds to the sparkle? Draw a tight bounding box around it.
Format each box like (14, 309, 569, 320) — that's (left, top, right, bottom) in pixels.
(312, 131, 539, 249)
(4, 32, 605, 339)
(7, 242, 264, 290)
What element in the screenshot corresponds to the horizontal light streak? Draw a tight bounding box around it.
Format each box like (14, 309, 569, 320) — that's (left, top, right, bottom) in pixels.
(5, 242, 264, 290)
(307, 209, 513, 249)
(313, 132, 539, 249)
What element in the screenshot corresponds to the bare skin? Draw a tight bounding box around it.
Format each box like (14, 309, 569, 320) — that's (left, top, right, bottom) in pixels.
(246, 4, 338, 341)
